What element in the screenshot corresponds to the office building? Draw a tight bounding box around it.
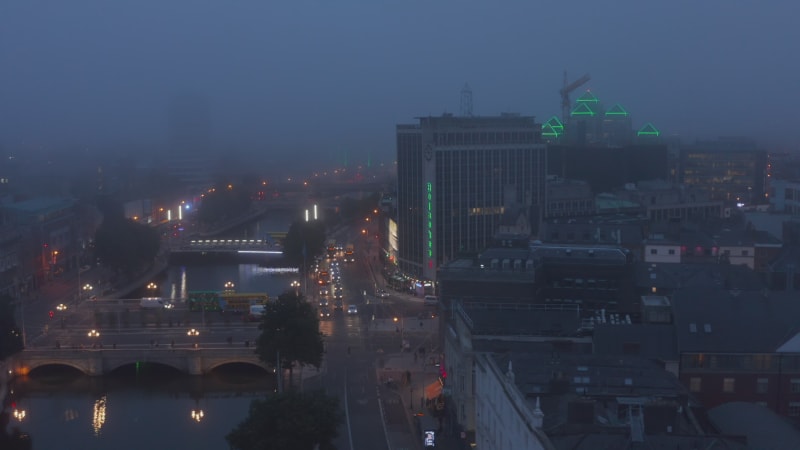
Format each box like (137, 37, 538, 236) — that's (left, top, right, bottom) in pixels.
(396, 114, 546, 281)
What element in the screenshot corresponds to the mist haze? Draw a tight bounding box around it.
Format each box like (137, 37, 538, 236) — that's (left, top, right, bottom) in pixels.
(2, 1, 799, 170)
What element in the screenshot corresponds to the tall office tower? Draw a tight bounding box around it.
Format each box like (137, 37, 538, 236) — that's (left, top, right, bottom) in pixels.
(679, 137, 767, 204)
(396, 114, 546, 282)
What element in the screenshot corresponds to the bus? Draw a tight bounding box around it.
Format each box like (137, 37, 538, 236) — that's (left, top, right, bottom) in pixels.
(344, 244, 355, 263)
(188, 291, 223, 312)
(326, 239, 337, 259)
(187, 291, 268, 313)
(219, 292, 269, 313)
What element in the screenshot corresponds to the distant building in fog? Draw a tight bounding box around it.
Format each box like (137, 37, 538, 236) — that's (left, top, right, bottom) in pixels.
(678, 137, 767, 204)
(396, 114, 546, 281)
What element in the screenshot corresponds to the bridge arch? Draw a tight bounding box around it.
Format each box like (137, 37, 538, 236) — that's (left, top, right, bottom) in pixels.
(205, 358, 269, 374)
(105, 360, 185, 375)
(25, 360, 89, 376)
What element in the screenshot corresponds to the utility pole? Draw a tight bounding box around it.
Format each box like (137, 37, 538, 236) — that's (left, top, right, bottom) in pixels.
(276, 350, 282, 393)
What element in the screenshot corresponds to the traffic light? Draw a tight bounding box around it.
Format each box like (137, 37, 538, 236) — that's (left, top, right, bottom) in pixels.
(49, 310, 54, 319)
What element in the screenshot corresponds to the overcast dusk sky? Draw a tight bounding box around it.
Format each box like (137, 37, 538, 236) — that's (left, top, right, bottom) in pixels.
(2, 1, 799, 166)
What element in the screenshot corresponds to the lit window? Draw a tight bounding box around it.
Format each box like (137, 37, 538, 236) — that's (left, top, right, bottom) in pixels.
(722, 377, 735, 393)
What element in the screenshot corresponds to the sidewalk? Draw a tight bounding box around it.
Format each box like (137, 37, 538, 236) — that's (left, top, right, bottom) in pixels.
(377, 351, 461, 450)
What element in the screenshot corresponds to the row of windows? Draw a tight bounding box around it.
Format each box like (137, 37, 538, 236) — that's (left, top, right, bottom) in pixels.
(682, 353, 800, 371)
(690, 377, 800, 395)
(432, 131, 537, 146)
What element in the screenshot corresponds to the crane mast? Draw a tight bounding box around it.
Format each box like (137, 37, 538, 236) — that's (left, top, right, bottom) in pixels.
(559, 71, 591, 122)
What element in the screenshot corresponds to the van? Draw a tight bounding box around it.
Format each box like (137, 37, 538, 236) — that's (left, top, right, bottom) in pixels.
(140, 297, 170, 309)
(423, 295, 438, 306)
(249, 304, 266, 320)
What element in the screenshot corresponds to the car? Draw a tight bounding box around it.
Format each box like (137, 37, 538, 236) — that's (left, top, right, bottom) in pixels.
(319, 307, 332, 319)
(334, 291, 343, 300)
(334, 300, 343, 311)
(319, 298, 329, 307)
(347, 304, 358, 315)
(319, 288, 330, 297)
(376, 288, 389, 298)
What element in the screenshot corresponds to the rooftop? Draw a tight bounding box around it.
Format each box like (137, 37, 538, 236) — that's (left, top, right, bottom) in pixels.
(672, 287, 800, 353)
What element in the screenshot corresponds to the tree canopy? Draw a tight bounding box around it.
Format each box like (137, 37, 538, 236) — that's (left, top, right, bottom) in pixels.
(0, 294, 24, 359)
(254, 291, 324, 383)
(281, 219, 327, 269)
(226, 389, 343, 450)
(94, 216, 160, 274)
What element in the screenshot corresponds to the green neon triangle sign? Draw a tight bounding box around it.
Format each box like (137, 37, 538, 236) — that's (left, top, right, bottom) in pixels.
(605, 103, 629, 116)
(570, 102, 595, 116)
(542, 123, 562, 137)
(545, 115, 564, 130)
(637, 122, 660, 136)
(576, 91, 599, 103)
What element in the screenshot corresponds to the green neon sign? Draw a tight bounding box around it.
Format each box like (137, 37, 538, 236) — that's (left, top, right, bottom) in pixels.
(426, 182, 433, 263)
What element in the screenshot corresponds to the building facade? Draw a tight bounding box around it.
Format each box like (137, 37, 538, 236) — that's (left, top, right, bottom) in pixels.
(396, 114, 546, 281)
(679, 137, 767, 204)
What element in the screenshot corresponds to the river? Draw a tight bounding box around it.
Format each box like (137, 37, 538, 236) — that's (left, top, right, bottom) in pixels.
(3, 212, 298, 449)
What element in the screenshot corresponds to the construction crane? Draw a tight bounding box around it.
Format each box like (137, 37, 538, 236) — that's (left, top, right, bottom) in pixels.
(559, 71, 591, 122)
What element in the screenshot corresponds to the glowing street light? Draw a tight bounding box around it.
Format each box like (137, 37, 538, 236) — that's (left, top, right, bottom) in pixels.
(223, 281, 235, 292)
(147, 282, 157, 291)
(88, 329, 100, 338)
(13, 408, 26, 422)
(191, 409, 205, 422)
(56, 303, 68, 311)
(83, 283, 94, 299)
(290, 280, 300, 295)
(187, 328, 200, 337)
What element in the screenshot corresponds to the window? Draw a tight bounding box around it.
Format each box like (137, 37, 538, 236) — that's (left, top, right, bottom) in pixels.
(722, 377, 735, 393)
(668, 249, 676, 255)
(650, 248, 658, 255)
(789, 402, 800, 417)
(689, 377, 702, 393)
(756, 378, 769, 394)
(791, 379, 800, 393)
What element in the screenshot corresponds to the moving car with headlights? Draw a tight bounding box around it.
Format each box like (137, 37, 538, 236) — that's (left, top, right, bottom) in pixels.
(347, 304, 358, 315)
(319, 306, 332, 319)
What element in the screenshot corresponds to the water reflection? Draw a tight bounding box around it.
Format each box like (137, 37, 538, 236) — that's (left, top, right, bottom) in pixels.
(5, 364, 273, 449)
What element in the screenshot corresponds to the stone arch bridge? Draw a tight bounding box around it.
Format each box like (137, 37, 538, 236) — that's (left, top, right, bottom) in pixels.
(10, 346, 269, 377)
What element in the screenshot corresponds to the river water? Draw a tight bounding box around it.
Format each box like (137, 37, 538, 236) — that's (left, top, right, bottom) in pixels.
(3, 213, 298, 449)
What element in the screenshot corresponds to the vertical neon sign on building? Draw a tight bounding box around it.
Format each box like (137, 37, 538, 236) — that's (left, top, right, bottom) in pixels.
(427, 182, 433, 268)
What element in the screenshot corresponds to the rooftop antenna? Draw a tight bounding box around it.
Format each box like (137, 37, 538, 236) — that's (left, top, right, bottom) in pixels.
(460, 83, 473, 117)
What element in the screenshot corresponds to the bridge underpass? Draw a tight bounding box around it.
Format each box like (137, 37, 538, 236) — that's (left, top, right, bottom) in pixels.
(11, 346, 270, 377)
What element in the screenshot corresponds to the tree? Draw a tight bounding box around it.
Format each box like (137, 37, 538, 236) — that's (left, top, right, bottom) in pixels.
(254, 291, 324, 388)
(226, 389, 343, 450)
(281, 219, 327, 269)
(94, 218, 160, 274)
(0, 294, 24, 359)
(93, 197, 160, 275)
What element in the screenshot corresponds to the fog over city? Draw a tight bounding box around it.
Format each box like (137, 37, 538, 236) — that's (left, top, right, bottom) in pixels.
(1, 1, 799, 169)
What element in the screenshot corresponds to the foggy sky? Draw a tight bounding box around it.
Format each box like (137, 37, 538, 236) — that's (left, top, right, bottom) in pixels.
(2, 1, 799, 166)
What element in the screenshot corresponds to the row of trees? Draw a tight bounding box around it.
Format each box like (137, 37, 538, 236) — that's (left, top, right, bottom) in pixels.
(227, 290, 343, 450)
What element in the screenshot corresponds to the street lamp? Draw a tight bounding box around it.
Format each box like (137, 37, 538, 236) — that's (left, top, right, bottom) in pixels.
(191, 409, 204, 422)
(12, 408, 26, 422)
(83, 283, 94, 300)
(290, 280, 300, 296)
(147, 282, 157, 291)
(223, 281, 235, 292)
(188, 328, 200, 348)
